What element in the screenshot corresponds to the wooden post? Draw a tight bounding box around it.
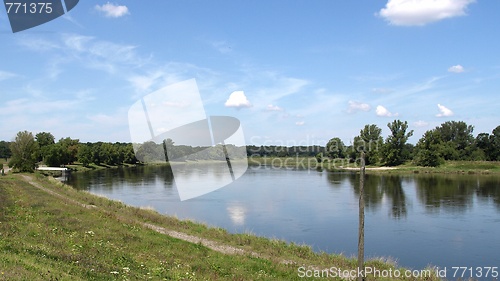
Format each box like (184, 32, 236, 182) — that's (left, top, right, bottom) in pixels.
(358, 151, 365, 281)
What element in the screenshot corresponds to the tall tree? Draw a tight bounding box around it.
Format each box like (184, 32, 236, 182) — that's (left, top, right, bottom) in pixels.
(383, 120, 414, 166)
(35, 132, 55, 147)
(434, 121, 474, 160)
(489, 125, 500, 161)
(0, 141, 11, 161)
(77, 143, 92, 167)
(414, 129, 443, 167)
(58, 137, 80, 164)
(354, 124, 383, 165)
(9, 131, 39, 172)
(326, 137, 346, 159)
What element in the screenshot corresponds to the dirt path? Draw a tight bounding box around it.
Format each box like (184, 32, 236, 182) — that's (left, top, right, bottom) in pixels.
(2, 164, 10, 174)
(339, 166, 397, 171)
(19, 175, 271, 261)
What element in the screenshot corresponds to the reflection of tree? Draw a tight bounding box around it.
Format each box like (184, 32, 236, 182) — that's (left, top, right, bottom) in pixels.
(344, 174, 407, 218)
(67, 165, 175, 190)
(474, 176, 500, 210)
(415, 175, 475, 213)
(349, 174, 383, 212)
(381, 176, 407, 219)
(326, 172, 346, 187)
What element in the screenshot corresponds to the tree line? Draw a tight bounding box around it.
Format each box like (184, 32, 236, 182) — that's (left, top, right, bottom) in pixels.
(2, 120, 499, 172)
(322, 120, 499, 167)
(4, 131, 137, 172)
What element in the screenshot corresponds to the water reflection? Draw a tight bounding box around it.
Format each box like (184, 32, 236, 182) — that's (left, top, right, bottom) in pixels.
(227, 202, 246, 225)
(65, 166, 500, 272)
(414, 174, 500, 213)
(344, 174, 407, 219)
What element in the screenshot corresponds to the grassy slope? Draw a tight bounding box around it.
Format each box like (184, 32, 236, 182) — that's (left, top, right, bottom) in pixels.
(249, 157, 500, 174)
(0, 174, 439, 280)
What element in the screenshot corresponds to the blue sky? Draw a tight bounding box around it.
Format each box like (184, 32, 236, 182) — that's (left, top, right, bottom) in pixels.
(0, 0, 499, 146)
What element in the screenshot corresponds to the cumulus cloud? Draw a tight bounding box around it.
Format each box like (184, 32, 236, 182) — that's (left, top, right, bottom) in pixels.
(224, 91, 252, 109)
(95, 2, 130, 18)
(436, 104, 453, 117)
(378, 0, 475, 26)
(295, 121, 305, 126)
(448, 65, 465, 73)
(347, 101, 371, 113)
(414, 120, 429, 127)
(376, 105, 399, 117)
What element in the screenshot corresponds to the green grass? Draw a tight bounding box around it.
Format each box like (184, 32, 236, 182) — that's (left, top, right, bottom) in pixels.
(0, 173, 440, 280)
(248, 156, 500, 175)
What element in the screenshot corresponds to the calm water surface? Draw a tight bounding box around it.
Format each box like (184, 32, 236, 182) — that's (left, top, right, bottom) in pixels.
(66, 165, 500, 272)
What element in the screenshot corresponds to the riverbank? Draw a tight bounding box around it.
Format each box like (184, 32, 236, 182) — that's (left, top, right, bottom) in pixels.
(248, 156, 500, 175)
(0, 173, 440, 280)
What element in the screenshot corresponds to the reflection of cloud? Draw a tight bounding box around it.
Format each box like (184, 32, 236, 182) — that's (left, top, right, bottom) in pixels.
(227, 203, 246, 225)
(436, 104, 453, 117)
(225, 91, 252, 109)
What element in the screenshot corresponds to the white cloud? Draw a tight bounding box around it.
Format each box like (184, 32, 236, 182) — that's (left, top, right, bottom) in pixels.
(95, 2, 130, 18)
(224, 91, 252, 109)
(448, 65, 465, 73)
(295, 121, 305, 126)
(376, 105, 399, 117)
(347, 101, 371, 113)
(378, 0, 475, 26)
(436, 104, 454, 117)
(372, 87, 393, 94)
(414, 120, 429, 127)
(266, 104, 283, 111)
(0, 71, 17, 81)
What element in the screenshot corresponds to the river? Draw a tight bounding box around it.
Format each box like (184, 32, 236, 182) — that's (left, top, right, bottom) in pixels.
(65, 164, 500, 273)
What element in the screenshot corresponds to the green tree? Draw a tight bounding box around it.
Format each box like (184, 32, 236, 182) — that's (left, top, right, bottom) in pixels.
(99, 143, 119, 165)
(121, 144, 137, 164)
(414, 129, 443, 167)
(35, 132, 55, 147)
(0, 141, 11, 161)
(42, 143, 65, 167)
(383, 120, 414, 166)
(353, 124, 383, 165)
(326, 137, 346, 159)
(58, 137, 80, 164)
(434, 121, 474, 160)
(488, 125, 500, 161)
(9, 131, 39, 172)
(77, 144, 93, 167)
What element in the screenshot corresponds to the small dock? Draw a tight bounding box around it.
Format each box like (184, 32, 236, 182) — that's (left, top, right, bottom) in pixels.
(37, 167, 70, 171)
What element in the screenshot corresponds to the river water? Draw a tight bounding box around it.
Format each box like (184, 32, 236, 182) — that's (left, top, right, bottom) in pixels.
(66, 164, 500, 273)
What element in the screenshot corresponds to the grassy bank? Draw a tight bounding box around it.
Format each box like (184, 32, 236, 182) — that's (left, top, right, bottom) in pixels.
(0, 173, 439, 280)
(248, 156, 500, 175)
